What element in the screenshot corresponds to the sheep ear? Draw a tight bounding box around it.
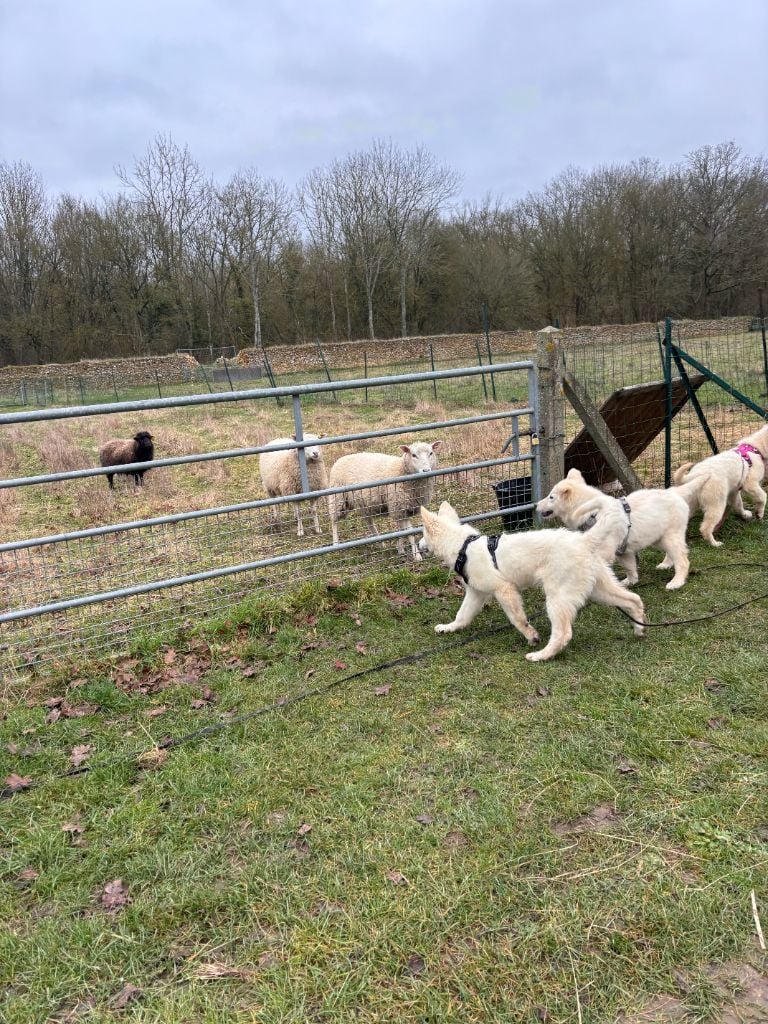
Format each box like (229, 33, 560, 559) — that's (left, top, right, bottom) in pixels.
(319, 433, 326, 438)
(400, 445, 411, 454)
(430, 440, 442, 451)
(291, 434, 297, 441)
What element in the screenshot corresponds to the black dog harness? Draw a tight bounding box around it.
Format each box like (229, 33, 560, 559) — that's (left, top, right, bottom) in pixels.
(454, 534, 501, 584)
(616, 497, 632, 556)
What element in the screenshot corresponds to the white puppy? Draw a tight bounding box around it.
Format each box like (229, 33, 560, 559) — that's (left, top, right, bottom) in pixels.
(418, 501, 646, 662)
(672, 422, 768, 546)
(536, 468, 708, 590)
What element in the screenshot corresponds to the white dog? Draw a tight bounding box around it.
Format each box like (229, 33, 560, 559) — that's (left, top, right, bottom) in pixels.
(418, 501, 646, 662)
(672, 422, 768, 546)
(536, 468, 708, 590)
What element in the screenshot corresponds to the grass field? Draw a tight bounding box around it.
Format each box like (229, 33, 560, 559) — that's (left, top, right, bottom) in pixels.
(1, 514, 768, 1022)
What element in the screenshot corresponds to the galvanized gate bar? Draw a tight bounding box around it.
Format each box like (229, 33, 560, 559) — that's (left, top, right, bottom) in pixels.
(0, 361, 535, 426)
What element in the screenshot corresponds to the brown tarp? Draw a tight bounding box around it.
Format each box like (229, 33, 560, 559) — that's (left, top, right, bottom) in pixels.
(564, 375, 706, 486)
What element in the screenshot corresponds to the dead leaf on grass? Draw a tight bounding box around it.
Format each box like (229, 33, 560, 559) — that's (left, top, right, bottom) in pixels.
(111, 983, 142, 1009)
(333, 659, 348, 671)
(145, 705, 167, 718)
(4, 773, 32, 792)
(385, 870, 408, 886)
(443, 831, 468, 850)
(355, 641, 367, 654)
(100, 878, 130, 912)
(69, 744, 93, 768)
(415, 814, 434, 826)
(374, 684, 391, 696)
(297, 822, 313, 837)
(405, 953, 426, 976)
(136, 747, 168, 770)
(16, 867, 39, 882)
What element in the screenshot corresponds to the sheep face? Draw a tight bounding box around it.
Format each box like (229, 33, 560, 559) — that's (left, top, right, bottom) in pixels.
(399, 441, 442, 475)
(292, 433, 324, 463)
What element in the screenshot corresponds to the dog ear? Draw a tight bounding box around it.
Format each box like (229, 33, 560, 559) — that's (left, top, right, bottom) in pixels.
(566, 468, 583, 480)
(558, 484, 571, 498)
(438, 500, 460, 522)
(420, 506, 436, 526)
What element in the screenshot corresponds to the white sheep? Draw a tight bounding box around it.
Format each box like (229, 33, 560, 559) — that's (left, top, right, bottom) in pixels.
(328, 441, 442, 560)
(259, 434, 328, 537)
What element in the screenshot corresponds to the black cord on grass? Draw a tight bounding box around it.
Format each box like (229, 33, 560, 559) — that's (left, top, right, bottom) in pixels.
(4, 562, 768, 801)
(1, 623, 513, 801)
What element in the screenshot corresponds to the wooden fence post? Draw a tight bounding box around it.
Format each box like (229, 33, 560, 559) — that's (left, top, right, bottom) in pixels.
(536, 326, 565, 496)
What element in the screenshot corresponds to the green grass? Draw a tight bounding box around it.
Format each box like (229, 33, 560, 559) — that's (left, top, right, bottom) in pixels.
(2, 521, 768, 1022)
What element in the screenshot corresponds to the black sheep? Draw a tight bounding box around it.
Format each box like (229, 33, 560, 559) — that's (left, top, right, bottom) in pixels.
(99, 431, 154, 489)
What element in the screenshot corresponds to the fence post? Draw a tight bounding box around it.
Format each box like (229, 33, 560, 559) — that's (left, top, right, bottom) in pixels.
(110, 368, 119, 401)
(78, 377, 85, 405)
(291, 393, 310, 495)
(759, 288, 768, 398)
(663, 317, 673, 487)
(429, 343, 438, 400)
(474, 339, 489, 401)
(482, 303, 497, 401)
(222, 357, 234, 392)
(315, 337, 337, 402)
(364, 350, 368, 403)
(535, 326, 565, 496)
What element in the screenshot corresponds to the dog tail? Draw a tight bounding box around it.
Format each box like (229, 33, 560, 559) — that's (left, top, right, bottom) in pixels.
(579, 500, 628, 561)
(672, 462, 695, 486)
(673, 471, 709, 511)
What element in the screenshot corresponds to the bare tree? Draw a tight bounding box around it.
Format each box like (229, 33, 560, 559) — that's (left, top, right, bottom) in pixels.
(218, 169, 293, 352)
(117, 134, 208, 344)
(0, 161, 51, 362)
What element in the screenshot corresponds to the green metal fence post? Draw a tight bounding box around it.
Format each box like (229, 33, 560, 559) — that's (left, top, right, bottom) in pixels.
(759, 288, 768, 397)
(482, 303, 497, 401)
(429, 343, 437, 400)
(474, 339, 489, 401)
(154, 370, 163, 398)
(663, 316, 673, 487)
(364, 350, 368, 403)
(222, 357, 234, 392)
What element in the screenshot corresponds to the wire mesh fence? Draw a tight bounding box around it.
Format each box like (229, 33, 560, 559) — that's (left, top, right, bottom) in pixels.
(561, 315, 767, 487)
(0, 362, 538, 671)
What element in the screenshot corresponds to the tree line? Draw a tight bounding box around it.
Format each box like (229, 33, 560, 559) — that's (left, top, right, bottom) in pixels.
(0, 137, 766, 367)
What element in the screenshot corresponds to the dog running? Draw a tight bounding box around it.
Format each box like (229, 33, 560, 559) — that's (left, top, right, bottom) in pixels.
(535, 467, 708, 590)
(418, 501, 646, 662)
(672, 422, 768, 546)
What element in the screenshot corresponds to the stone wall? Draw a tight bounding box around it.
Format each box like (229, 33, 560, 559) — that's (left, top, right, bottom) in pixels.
(234, 317, 756, 375)
(0, 353, 201, 391)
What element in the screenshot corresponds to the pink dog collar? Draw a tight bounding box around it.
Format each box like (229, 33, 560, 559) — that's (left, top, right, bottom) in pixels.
(732, 443, 765, 467)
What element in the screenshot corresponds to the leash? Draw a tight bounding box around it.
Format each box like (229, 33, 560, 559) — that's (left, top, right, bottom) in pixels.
(0, 622, 513, 801)
(617, 561, 768, 628)
(616, 496, 632, 556)
(5, 563, 768, 801)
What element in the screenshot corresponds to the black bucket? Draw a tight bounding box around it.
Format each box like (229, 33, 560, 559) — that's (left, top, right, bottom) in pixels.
(493, 476, 534, 532)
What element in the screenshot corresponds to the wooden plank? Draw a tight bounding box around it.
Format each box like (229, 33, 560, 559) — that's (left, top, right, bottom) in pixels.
(563, 371, 643, 492)
(564, 374, 706, 487)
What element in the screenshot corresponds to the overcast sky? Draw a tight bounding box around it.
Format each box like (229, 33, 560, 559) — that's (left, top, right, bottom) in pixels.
(1, 0, 766, 205)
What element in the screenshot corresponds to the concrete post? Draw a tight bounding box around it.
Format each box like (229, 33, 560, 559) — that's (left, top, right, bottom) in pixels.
(536, 326, 565, 496)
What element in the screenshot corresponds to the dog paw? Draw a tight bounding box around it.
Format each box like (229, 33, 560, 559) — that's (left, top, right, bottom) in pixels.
(707, 538, 723, 548)
(435, 623, 454, 634)
(525, 649, 552, 662)
(656, 558, 673, 570)
(739, 510, 753, 521)
(526, 631, 540, 645)
(412, 551, 423, 562)
(665, 579, 686, 590)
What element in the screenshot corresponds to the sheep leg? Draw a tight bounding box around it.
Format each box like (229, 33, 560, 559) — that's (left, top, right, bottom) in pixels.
(403, 518, 422, 561)
(106, 473, 114, 490)
(294, 501, 305, 538)
(312, 498, 322, 535)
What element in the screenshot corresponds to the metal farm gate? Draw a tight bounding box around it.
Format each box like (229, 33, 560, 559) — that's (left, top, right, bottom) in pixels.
(0, 361, 539, 671)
